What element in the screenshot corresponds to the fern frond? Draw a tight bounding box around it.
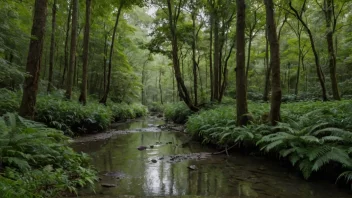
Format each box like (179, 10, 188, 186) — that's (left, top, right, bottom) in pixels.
(308, 146, 331, 161)
(289, 154, 301, 166)
(261, 140, 284, 152)
(312, 147, 352, 171)
(307, 123, 330, 134)
(321, 136, 344, 142)
(336, 171, 352, 183)
(299, 159, 314, 179)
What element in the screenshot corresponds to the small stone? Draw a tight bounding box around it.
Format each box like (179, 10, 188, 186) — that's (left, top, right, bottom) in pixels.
(151, 159, 157, 163)
(137, 146, 147, 151)
(159, 157, 164, 160)
(188, 165, 197, 170)
(101, 183, 117, 188)
(150, 145, 154, 148)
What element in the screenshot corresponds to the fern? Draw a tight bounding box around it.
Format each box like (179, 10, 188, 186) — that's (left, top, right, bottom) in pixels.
(337, 171, 352, 183)
(311, 147, 352, 171)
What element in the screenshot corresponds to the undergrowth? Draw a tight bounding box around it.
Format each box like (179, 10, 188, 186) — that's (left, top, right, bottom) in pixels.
(186, 100, 352, 185)
(0, 113, 97, 197)
(164, 102, 193, 124)
(0, 90, 147, 135)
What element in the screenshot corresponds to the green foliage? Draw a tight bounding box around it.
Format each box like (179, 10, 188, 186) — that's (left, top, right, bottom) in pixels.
(186, 100, 352, 184)
(36, 94, 113, 135)
(164, 102, 193, 124)
(0, 113, 97, 198)
(0, 89, 21, 116)
(109, 102, 147, 121)
(148, 102, 164, 113)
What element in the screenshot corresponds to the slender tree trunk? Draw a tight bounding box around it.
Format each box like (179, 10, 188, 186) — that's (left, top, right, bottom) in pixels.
(191, 9, 198, 106)
(65, 0, 78, 99)
(159, 68, 163, 104)
(62, 2, 72, 86)
(289, 1, 327, 101)
(209, 14, 214, 101)
(213, 11, 220, 101)
(236, 0, 249, 126)
(19, 0, 48, 119)
(265, 0, 282, 125)
(295, 31, 301, 96)
(47, 0, 56, 93)
(246, 34, 253, 80)
(166, 0, 198, 111)
(325, 0, 340, 100)
(263, 29, 271, 101)
(79, 0, 91, 105)
(103, 27, 108, 93)
(100, 2, 124, 104)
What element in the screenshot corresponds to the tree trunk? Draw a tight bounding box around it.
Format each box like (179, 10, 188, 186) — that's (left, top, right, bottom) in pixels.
(191, 8, 198, 106)
(265, 0, 282, 125)
(213, 11, 220, 101)
(100, 2, 124, 105)
(62, 2, 72, 87)
(47, 0, 56, 93)
(295, 30, 301, 96)
(236, 0, 249, 126)
(159, 68, 163, 104)
(166, 0, 198, 111)
(65, 0, 78, 99)
(79, 0, 91, 105)
(19, 0, 48, 119)
(289, 1, 327, 101)
(325, 0, 340, 100)
(209, 13, 214, 101)
(262, 28, 271, 102)
(103, 26, 108, 94)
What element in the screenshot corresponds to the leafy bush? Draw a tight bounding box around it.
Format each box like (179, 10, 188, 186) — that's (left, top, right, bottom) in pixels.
(0, 113, 97, 197)
(164, 102, 193, 124)
(109, 103, 147, 121)
(0, 89, 21, 116)
(148, 102, 164, 113)
(36, 95, 113, 135)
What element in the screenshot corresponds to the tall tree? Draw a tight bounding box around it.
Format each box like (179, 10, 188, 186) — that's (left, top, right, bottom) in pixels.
(165, 0, 198, 111)
(65, 0, 78, 99)
(264, 0, 282, 125)
(289, 0, 327, 101)
(100, 1, 124, 104)
(62, 2, 72, 86)
(236, 0, 249, 125)
(47, 0, 57, 93)
(79, 0, 91, 105)
(316, 0, 345, 100)
(19, 0, 48, 119)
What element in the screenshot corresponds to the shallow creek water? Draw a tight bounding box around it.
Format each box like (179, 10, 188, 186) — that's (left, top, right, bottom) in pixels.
(72, 117, 351, 198)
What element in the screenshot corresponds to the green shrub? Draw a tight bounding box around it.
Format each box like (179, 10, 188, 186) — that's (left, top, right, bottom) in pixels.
(148, 102, 164, 113)
(36, 95, 113, 135)
(164, 102, 193, 124)
(109, 103, 147, 121)
(0, 113, 97, 198)
(0, 89, 21, 116)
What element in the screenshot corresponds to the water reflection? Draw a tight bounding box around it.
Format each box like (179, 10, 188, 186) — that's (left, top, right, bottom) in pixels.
(72, 119, 351, 198)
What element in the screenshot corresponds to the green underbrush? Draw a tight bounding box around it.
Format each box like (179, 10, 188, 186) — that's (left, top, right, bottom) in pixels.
(164, 102, 193, 124)
(0, 90, 147, 135)
(0, 113, 97, 198)
(186, 100, 352, 185)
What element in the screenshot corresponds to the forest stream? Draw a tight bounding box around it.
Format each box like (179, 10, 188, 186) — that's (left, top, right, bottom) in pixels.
(71, 117, 351, 198)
